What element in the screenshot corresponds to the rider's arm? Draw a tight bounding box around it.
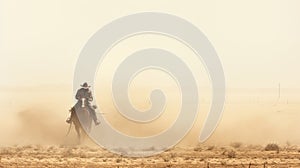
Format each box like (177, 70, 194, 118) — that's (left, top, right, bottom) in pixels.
(75, 89, 81, 100)
(88, 91, 93, 101)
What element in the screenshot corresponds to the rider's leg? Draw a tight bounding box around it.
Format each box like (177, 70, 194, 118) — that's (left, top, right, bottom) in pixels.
(66, 106, 75, 124)
(87, 106, 100, 125)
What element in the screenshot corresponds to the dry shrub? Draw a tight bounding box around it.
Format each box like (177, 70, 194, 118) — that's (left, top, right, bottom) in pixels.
(265, 143, 280, 152)
(78, 151, 88, 158)
(207, 145, 215, 151)
(193, 146, 202, 152)
(184, 157, 190, 160)
(0, 148, 11, 155)
(116, 158, 122, 163)
(62, 148, 75, 157)
(230, 142, 242, 149)
(221, 160, 227, 165)
(227, 150, 236, 158)
(222, 148, 236, 158)
(162, 156, 170, 162)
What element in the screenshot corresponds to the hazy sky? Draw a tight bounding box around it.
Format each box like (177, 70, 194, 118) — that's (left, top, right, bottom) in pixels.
(1, 0, 300, 89)
(1, 1, 300, 146)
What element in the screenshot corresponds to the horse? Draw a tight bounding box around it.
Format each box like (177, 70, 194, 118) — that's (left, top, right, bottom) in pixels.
(67, 98, 93, 144)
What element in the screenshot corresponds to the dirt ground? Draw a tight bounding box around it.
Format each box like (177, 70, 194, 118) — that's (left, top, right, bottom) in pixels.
(1, 144, 300, 168)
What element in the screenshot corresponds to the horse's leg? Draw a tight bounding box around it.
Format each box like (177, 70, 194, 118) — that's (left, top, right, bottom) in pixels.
(74, 125, 81, 144)
(83, 114, 93, 143)
(82, 130, 86, 143)
(80, 129, 85, 145)
(81, 110, 92, 143)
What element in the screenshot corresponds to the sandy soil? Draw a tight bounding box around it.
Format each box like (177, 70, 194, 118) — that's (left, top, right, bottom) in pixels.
(1, 144, 300, 168)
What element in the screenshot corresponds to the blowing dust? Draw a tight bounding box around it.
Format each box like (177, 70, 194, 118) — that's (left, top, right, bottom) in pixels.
(1, 88, 300, 147)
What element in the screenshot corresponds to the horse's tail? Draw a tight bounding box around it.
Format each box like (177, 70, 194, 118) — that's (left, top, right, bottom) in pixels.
(66, 122, 72, 137)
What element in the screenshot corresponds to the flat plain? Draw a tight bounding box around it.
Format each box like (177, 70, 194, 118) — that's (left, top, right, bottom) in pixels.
(1, 144, 300, 168)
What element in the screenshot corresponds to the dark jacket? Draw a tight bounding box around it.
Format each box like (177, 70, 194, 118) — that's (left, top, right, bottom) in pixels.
(75, 88, 93, 102)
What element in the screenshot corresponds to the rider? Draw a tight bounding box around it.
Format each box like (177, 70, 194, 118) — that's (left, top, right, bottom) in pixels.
(66, 82, 100, 125)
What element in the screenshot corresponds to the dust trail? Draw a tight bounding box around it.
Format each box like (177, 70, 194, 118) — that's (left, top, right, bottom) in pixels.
(2, 103, 300, 147)
(11, 108, 70, 145)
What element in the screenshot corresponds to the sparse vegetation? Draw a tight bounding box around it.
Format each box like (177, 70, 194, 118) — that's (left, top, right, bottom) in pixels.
(230, 142, 242, 149)
(222, 148, 237, 158)
(207, 145, 215, 151)
(0, 148, 11, 155)
(163, 157, 169, 162)
(116, 158, 122, 163)
(1, 144, 300, 167)
(193, 143, 203, 152)
(78, 151, 88, 158)
(61, 148, 75, 157)
(170, 153, 176, 158)
(265, 143, 280, 152)
(227, 149, 236, 158)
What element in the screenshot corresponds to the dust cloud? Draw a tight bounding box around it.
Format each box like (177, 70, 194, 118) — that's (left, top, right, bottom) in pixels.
(1, 87, 300, 147)
(15, 108, 68, 145)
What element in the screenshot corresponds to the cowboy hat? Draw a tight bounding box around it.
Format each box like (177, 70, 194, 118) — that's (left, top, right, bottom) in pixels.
(80, 82, 90, 88)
